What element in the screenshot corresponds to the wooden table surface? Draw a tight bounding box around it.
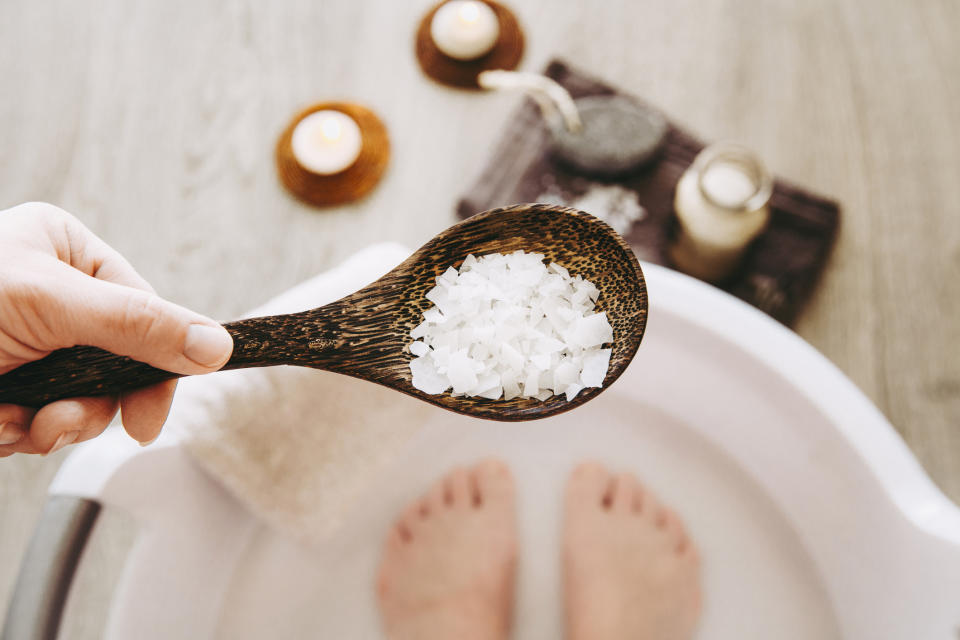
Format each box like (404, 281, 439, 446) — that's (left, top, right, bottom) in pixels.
(1, 0, 958, 635)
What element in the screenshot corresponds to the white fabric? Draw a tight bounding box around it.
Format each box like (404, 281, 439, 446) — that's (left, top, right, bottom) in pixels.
(164, 243, 430, 544)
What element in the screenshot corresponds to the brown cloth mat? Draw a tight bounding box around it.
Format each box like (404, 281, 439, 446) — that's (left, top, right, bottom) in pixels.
(457, 60, 840, 326)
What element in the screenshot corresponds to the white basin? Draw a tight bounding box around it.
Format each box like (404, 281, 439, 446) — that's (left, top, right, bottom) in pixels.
(48, 262, 960, 639)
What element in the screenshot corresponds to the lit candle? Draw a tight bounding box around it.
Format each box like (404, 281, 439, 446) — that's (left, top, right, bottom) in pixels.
(670, 144, 773, 282)
(430, 0, 500, 61)
(291, 110, 363, 175)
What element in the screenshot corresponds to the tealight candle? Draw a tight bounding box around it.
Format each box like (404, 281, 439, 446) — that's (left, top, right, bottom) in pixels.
(669, 143, 773, 282)
(291, 110, 363, 175)
(430, 0, 500, 61)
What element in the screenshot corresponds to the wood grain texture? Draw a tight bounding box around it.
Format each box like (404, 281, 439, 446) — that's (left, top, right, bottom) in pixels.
(275, 102, 390, 207)
(0, 0, 958, 637)
(415, 0, 525, 89)
(0, 204, 647, 421)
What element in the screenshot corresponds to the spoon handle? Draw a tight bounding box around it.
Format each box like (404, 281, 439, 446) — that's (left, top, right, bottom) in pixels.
(0, 310, 337, 408)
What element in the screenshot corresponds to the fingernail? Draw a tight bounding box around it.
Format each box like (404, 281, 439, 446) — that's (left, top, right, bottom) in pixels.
(139, 435, 158, 447)
(45, 430, 79, 456)
(0, 422, 24, 446)
(184, 324, 233, 368)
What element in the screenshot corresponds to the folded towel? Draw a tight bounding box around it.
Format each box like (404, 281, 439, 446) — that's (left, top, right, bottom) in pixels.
(164, 243, 430, 544)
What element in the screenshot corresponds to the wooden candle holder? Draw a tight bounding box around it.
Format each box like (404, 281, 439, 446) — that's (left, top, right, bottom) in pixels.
(415, 0, 525, 89)
(275, 102, 390, 208)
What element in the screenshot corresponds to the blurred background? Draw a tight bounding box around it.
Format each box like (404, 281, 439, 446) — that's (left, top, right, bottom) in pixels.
(1, 0, 957, 635)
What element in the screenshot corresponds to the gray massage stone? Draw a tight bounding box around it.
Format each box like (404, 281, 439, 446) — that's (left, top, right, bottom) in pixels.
(549, 96, 668, 177)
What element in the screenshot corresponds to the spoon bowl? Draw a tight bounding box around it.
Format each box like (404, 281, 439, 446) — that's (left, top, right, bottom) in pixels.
(0, 204, 647, 421)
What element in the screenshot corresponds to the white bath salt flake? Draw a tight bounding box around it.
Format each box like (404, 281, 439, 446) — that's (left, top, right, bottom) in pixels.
(438, 266, 459, 285)
(410, 356, 450, 395)
(432, 344, 451, 365)
(433, 331, 457, 351)
(537, 370, 553, 388)
(470, 343, 491, 361)
(530, 353, 551, 371)
(407, 251, 614, 401)
(410, 320, 430, 340)
(569, 312, 614, 348)
(448, 350, 479, 393)
(583, 281, 600, 302)
(423, 307, 447, 324)
(549, 262, 570, 278)
(538, 336, 566, 354)
(473, 373, 500, 396)
(523, 371, 540, 397)
(478, 386, 503, 400)
(494, 382, 520, 400)
(581, 349, 612, 388)
(409, 341, 430, 357)
(553, 361, 580, 389)
(564, 383, 584, 402)
(571, 289, 592, 308)
(499, 342, 523, 371)
(424, 285, 448, 310)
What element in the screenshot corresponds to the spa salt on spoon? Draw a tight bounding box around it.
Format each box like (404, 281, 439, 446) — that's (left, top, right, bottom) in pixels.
(0, 204, 647, 422)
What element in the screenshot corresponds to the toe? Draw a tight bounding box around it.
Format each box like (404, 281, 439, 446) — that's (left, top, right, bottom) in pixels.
(443, 467, 472, 508)
(611, 472, 639, 512)
(636, 487, 663, 523)
(566, 460, 612, 509)
(472, 459, 514, 508)
(376, 569, 391, 600)
(400, 503, 425, 535)
(387, 522, 409, 549)
(415, 496, 432, 519)
(663, 509, 692, 553)
(653, 504, 669, 528)
(395, 520, 413, 544)
(425, 478, 446, 511)
(631, 483, 645, 513)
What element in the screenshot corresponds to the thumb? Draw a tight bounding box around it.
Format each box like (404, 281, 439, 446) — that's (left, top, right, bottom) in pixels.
(48, 268, 234, 375)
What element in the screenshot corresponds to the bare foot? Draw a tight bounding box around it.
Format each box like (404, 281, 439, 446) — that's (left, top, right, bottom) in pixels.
(564, 462, 701, 640)
(377, 460, 517, 640)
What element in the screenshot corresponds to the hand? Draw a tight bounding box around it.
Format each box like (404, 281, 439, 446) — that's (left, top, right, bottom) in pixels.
(0, 203, 233, 456)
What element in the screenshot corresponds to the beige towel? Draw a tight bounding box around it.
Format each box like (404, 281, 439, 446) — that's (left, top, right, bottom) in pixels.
(164, 243, 431, 544)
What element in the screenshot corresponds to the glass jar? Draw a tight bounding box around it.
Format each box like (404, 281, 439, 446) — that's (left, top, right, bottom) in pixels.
(669, 143, 773, 282)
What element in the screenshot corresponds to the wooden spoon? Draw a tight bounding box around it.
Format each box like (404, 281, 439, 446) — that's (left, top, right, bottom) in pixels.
(0, 203, 647, 421)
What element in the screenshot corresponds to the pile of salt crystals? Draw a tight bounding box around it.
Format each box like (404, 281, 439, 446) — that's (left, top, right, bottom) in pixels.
(408, 250, 613, 401)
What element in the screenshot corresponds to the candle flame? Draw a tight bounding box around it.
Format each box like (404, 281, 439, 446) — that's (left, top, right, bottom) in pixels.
(320, 117, 342, 142)
(458, 2, 481, 23)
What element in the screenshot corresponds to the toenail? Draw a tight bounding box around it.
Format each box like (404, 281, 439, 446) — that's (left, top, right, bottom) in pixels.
(0, 422, 25, 446)
(44, 431, 79, 456)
